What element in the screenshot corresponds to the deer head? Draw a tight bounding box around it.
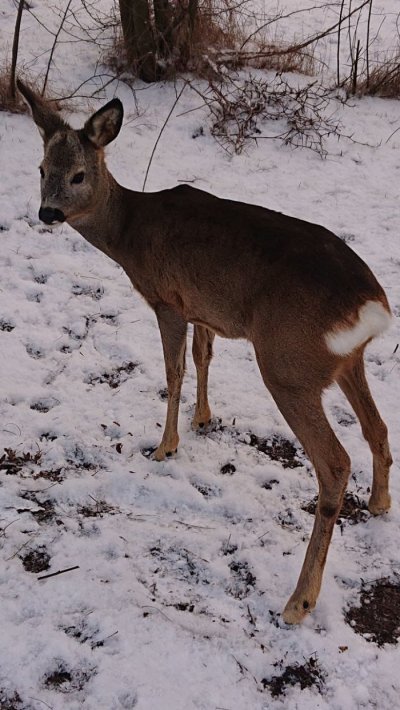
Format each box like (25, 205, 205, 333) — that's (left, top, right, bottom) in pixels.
(17, 80, 123, 226)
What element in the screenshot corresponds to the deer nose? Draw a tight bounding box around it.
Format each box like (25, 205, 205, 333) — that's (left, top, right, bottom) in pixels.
(39, 206, 66, 224)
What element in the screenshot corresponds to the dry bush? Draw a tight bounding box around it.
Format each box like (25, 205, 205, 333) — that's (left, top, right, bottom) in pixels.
(0, 65, 27, 113)
(199, 73, 342, 156)
(0, 70, 63, 116)
(357, 53, 400, 98)
(106, 0, 314, 81)
(172, 0, 315, 77)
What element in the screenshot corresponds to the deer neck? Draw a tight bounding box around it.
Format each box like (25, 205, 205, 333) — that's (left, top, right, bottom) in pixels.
(67, 169, 133, 260)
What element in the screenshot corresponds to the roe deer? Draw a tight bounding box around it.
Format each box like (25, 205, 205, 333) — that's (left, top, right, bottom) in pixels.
(17, 80, 392, 624)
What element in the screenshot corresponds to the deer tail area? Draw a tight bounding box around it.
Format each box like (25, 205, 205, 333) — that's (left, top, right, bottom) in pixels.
(325, 300, 392, 357)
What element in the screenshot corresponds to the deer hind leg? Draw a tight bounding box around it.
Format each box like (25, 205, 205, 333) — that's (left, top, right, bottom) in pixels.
(154, 305, 187, 462)
(192, 325, 215, 429)
(255, 354, 351, 623)
(337, 352, 392, 515)
(275, 386, 350, 624)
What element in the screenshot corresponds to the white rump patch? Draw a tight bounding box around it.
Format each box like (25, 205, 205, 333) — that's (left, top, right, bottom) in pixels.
(325, 300, 392, 356)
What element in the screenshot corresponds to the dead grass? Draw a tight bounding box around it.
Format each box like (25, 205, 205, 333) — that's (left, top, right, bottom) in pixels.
(0, 69, 65, 115)
(106, 0, 313, 81)
(0, 66, 27, 113)
(357, 53, 400, 98)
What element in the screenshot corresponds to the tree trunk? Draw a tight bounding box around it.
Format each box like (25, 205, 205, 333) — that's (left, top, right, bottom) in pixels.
(154, 0, 172, 58)
(119, 0, 157, 82)
(10, 0, 25, 100)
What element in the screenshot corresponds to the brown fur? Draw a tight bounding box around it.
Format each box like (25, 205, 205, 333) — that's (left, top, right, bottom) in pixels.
(17, 80, 392, 624)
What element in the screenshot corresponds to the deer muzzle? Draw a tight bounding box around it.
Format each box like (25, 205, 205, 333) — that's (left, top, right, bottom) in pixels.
(39, 206, 66, 225)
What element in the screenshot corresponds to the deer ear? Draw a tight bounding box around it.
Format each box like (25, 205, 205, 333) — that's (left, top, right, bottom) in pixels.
(16, 79, 67, 141)
(83, 99, 123, 148)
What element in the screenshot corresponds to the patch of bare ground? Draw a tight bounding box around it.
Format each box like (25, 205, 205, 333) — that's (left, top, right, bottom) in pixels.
(20, 546, 51, 573)
(345, 577, 400, 646)
(18, 493, 59, 525)
(228, 560, 256, 599)
(0, 689, 29, 710)
(43, 664, 95, 693)
(302, 492, 369, 525)
(262, 656, 325, 698)
(220, 462, 236, 475)
(85, 361, 137, 389)
(0, 448, 41, 475)
(0, 318, 15, 332)
(248, 434, 303, 469)
(77, 499, 118, 517)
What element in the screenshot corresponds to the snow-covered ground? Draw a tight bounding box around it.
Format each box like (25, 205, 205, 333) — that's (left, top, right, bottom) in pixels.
(1, 1, 400, 708)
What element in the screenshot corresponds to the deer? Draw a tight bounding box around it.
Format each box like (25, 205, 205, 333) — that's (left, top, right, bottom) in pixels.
(17, 79, 392, 625)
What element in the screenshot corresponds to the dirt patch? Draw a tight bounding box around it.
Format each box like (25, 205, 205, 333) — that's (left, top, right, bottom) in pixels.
(220, 462, 236, 475)
(45, 670, 72, 688)
(150, 544, 209, 585)
(191, 481, 221, 498)
(39, 431, 58, 441)
(19, 491, 62, 524)
(0, 318, 15, 332)
(99, 313, 118, 325)
(33, 467, 64, 483)
(169, 602, 195, 612)
(43, 665, 94, 693)
(78, 499, 117, 517)
(0, 690, 27, 710)
(262, 657, 325, 697)
(262, 478, 279, 490)
(65, 444, 98, 471)
(228, 560, 256, 599)
(221, 540, 238, 556)
(25, 343, 44, 359)
(85, 361, 137, 389)
(21, 547, 51, 573)
(18, 494, 59, 525)
(196, 417, 226, 435)
(63, 619, 114, 649)
(71, 283, 104, 300)
(33, 272, 48, 284)
(30, 397, 59, 413)
(302, 492, 369, 525)
(248, 434, 303, 469)
(0, 448, 41, 475)
(276, 508, 303, 531)
(345, 577, 400, 646)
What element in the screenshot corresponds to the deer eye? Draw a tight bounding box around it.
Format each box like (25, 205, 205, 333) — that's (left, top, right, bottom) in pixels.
(39, 166, 45, 179)
(71, 171, 85, 184)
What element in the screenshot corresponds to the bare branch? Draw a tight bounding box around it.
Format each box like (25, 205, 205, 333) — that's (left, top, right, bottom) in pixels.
(42, 0, 73, 97)
(142, 83, 185, 191)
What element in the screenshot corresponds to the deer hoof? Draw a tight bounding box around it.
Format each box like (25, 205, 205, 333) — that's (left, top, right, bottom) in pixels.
(282, 598, 313, 625)
(192, 415, 211, 431)
(153, 444, 178, 462)
(368, 493, 391, 516)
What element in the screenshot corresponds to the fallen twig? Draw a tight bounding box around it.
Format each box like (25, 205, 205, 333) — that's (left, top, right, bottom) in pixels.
(38, 565, 80, 581)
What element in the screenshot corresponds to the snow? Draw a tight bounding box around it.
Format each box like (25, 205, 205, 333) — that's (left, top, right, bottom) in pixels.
(1, 0, 400, 708)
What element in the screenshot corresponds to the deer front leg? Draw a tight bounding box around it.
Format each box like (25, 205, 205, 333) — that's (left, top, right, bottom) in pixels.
(192, 325, 215, 429)
(154, 305, 187, 462)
